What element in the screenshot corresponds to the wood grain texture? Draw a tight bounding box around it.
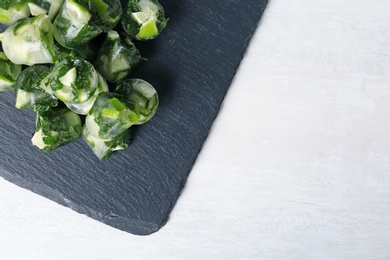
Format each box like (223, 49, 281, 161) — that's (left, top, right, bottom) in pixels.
(1, 0, 390, 258)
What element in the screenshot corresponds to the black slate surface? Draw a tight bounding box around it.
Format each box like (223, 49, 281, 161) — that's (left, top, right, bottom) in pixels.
(0, 0, 268, 235)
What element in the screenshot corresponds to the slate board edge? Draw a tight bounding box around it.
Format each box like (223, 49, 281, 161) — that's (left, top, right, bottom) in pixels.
(0, 167, 159, 235)
(152, 1, 270, 235)
(0, 2, 269, 236)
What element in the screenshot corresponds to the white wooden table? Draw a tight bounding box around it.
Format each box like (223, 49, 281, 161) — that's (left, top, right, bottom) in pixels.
(1, 0, 390, 258)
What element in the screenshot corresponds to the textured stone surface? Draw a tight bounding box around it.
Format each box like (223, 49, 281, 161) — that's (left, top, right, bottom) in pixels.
(0, 0, 268, 235)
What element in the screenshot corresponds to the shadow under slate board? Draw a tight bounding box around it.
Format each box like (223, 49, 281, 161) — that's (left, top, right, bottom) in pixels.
(0, 0, 268, 235)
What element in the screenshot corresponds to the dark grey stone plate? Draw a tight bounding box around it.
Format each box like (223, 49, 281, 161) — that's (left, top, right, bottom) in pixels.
(0, 0, 268, 235)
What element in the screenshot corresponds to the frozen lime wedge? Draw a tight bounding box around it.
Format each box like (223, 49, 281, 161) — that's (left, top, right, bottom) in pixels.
(15, 89, 31, 109)
(28, 3, 47, 16)
(55, 88, 74, 102)
(137, 19, 158, 39)
(59, 67, 77, 87)
(131, 11, 149, 24)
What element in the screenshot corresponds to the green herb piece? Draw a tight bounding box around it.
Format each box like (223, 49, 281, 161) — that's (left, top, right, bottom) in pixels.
(83, 124, 131, 160)
(0, 0, 30, 26)
(82, 78, 158, 159)
(116, 78, 158, 124)
(122, 0, 168, 40)
(90, 0, 123, 30)
(55, 39, 100, 62)
(53, 0, 102, 49)
(31, 107, 82, 152)
(94, 30, 143, 83)
(53, 0, 122, 49)
(0, 52, 22, 91)
(86, 92, 137, 139)
(50, 56, 99, 104)
(2, 14, 58, 65)
(14, 65, 58, 111)
(28, 0, 64, 20)
(64, 72, 108, 115)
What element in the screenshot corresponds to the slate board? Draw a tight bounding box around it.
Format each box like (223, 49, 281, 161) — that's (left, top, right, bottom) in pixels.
(0, 0, 268, 235)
